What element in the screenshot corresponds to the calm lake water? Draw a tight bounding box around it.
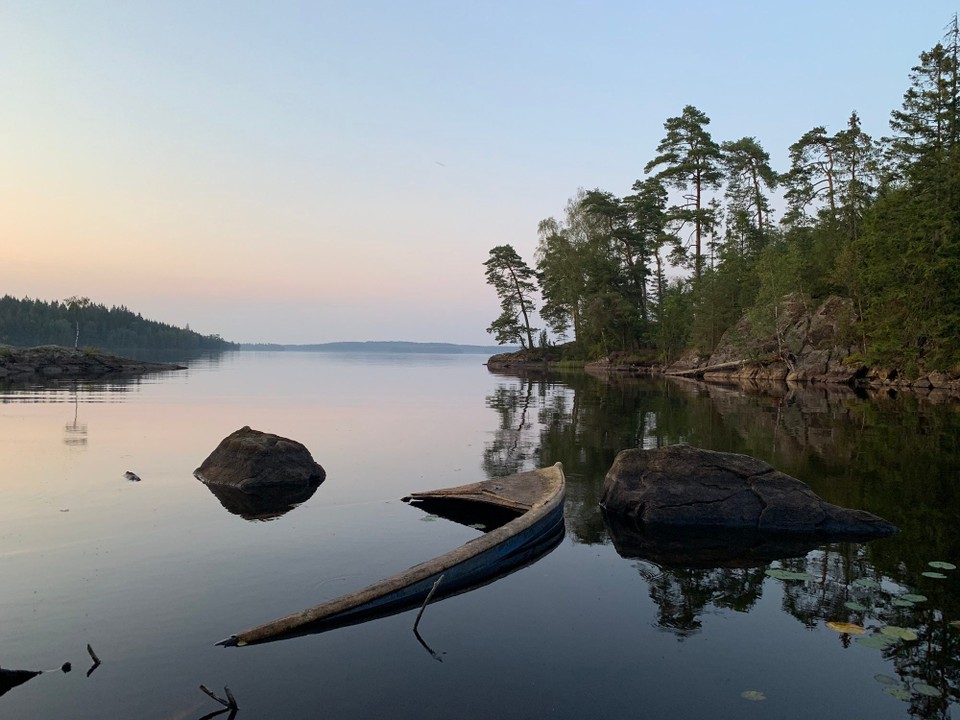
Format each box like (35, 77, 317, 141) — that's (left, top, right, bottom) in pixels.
(2, 351, 959, 719)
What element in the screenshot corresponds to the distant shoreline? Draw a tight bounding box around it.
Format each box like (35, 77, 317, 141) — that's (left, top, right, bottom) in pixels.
(240, 341, 518, 355)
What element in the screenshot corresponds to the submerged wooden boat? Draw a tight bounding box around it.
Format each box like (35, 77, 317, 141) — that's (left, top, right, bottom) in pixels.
(219, 463, 566, 646)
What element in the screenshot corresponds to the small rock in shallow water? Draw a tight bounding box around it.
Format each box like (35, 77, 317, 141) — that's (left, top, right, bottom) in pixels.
(124, 471, 141, 482)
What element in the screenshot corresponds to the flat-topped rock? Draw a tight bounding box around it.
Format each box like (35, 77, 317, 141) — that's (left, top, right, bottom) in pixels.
(601, 444, 897, 537)
(194, 426, 326, 492)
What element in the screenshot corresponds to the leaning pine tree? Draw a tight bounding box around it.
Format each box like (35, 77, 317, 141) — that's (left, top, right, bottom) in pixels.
(483, 244, 538, 349)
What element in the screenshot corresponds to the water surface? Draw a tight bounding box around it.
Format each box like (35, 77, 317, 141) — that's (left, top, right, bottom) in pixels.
(2, 352, 958, 718)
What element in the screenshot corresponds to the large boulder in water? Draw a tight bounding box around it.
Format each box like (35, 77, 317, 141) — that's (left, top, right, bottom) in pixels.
(194, 426, 326, 492)
(600, 444, 897, 537)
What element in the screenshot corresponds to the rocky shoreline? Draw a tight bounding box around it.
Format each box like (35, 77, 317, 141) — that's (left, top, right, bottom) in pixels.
(0, 345, 186, 381)
(487, 295, 960, 395)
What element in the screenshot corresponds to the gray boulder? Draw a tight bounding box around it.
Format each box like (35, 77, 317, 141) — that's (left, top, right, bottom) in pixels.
(601, 444, 896, 537)
(194, 426, 326, 492)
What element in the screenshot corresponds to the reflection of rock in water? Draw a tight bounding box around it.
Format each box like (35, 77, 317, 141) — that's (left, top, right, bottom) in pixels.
(202, 481, 321, 521)
(603, 511, 822, 569)
(0, 668, 41, 698)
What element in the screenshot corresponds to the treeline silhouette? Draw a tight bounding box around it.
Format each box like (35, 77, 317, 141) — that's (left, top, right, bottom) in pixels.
(0, 295, 237, 352)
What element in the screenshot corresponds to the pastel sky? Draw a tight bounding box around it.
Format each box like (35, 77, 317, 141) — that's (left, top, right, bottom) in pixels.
(2, 2, 955, 344)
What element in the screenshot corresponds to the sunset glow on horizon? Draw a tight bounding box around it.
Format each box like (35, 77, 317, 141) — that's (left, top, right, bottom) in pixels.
(3, 1, 954, 343)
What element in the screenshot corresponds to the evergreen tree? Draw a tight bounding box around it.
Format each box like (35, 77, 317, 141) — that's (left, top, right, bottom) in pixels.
(857, 29, 960, 370)
(484, 245, 539, 349)
(834, 111, 878, 244)
(644, 105, 724, 282)
(624, 177, 674, 319)
(721, 136, 778, 253)
(581, 189, 649, 323)
(782, 126, 839, 227)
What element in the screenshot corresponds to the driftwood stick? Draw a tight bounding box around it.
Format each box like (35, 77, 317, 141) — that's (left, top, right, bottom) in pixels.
(665, 359, 750, 377)
(85, 643, 101, 677)
(413, 574, 444, 633)
(199, 684, 238, 710)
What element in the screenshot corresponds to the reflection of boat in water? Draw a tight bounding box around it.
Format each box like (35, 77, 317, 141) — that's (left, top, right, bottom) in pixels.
(219, 463, 566, 646)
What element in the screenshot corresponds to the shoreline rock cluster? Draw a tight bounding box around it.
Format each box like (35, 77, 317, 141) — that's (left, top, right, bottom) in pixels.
(488, 295, 960, 394)
(0, 345, 185, 381)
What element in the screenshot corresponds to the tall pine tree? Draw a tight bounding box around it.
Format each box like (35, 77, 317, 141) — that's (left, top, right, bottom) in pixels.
(644, 105, 723, 282)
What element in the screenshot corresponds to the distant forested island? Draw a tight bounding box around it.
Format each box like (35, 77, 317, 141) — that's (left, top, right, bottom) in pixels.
(241, 341, 516, 354)
(483, 17, 960, 379)
(0, 295, 237, 352)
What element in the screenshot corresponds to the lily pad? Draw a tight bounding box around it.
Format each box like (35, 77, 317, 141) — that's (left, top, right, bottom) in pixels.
(880, 626, 918, 641)
(765, 568, 813, 581)
(741, 690, 766, 701)
(892, 599, 915, 608)
(914, 683, 941, 697)
(468, 523, 486, 530)
(856, 633, 898, 649)
(420, 515, 438, 522)
(883, 686, 911, 701)
(826, 621, 866, 634)
(853, 577, 881, 589)
(922, 571, 948, 579)
(873, 674, 899, 686)
(844, 601, 868, 612)
(900, 593, 927, 603)
(928, 561, 956, 570)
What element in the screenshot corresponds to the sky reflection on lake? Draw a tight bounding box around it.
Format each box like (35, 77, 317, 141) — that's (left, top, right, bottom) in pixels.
(1, 352, 958, 719)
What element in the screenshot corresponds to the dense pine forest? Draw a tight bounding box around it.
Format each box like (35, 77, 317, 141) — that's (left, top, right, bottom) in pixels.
(485, 19, 960, 376)
(0, 295, 237, 352)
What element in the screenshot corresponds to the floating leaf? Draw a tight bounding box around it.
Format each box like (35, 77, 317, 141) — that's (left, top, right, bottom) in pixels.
(844, 601, 868, 612)
(922, 571, 948, 579)
(928, 561, 956, 570)
(765, 569, 813, 581)
(883, 686, 911, 701)
(900, 593, 927, 603)
(853, 578, 881, 589)
(881, 626, 918, 641)
(420, 515, 438, 522)
(826, 621, 866, 634)
(856, 633, 898, 649)
(914, 683, 941, 697)
(874, 674, 899, 686)
(468, 523, 486, 530)
(741, 690, 766, 701)
(892, 599, 915, 608)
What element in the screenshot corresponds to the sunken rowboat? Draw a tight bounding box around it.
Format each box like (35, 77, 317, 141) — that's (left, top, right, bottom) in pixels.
(218, 463, 566, 646)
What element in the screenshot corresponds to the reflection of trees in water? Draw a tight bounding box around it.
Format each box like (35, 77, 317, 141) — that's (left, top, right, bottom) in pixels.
(63, 386, 88, 448)
(482, 380, 540, 477)
(646, 566, 767, 638)
(777, 545, 960, 716)
(1, 379, 137, 403)
(483, 367, 960, 715)
(624, 537, 960, 713)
